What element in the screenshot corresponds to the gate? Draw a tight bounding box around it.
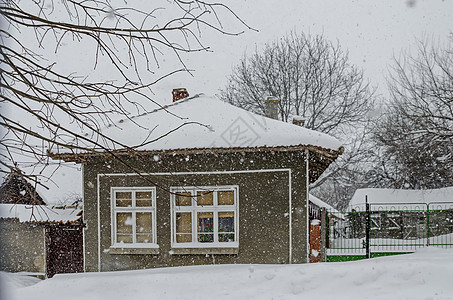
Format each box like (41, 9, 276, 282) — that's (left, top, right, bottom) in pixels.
(46, 224, 84, 278)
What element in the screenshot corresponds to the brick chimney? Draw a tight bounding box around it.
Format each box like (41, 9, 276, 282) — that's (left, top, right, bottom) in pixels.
(292, 116, 305, 127)
(265, 96, 279, 120)
(172, 88, 189, 102)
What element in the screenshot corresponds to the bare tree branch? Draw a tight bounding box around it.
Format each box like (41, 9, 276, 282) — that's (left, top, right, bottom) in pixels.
(0, 0, 250, 191)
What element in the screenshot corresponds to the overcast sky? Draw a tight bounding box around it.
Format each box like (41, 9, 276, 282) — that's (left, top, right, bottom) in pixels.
(9, 0, 452, 203)
(156, 0, 453, 101)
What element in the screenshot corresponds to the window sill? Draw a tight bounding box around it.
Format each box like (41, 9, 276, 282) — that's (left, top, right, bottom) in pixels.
(170, 247, 239, 255)
(107, 246, 160, 255)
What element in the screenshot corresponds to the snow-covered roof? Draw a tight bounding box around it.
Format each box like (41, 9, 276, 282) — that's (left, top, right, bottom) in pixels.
(0, 204, 82, 224)
(349, 187, 453, 210)
(309, 194, 338, 212)
(74, 94, 342, 154)
(0, 172, 46, 205)
(292, 115, 305, 121)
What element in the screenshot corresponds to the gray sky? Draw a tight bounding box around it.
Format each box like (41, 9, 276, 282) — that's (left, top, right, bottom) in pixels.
(12, 0, 452, 203)
(158, 0, 453, 101)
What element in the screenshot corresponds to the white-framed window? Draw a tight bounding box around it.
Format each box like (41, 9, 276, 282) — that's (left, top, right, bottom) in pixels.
(171, 186, 239, 248)
(111, 187, 157, 248)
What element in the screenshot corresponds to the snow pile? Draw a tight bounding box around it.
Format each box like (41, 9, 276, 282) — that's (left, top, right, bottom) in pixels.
(78, 94, 342, 153)
(0, 272, 41, 289)
(0, 272, 42, 300)
(5, 247, 453, 300)
(0, 204, 82, 223)
(349, 187, 453, 210)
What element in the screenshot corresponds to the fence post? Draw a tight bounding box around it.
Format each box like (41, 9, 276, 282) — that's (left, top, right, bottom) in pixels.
(320, 207, 327, 262)
(426, 204, 430, 247)
(366, 196, 371, 259)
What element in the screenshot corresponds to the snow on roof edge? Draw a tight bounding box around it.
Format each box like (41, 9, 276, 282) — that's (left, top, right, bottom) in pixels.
(309, 194, 338, 212)
(0, 204, 82, 224)
(349, 187, 453, 209)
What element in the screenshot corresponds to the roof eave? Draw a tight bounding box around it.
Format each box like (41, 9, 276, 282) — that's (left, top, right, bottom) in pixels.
(50, 144, 342, 163)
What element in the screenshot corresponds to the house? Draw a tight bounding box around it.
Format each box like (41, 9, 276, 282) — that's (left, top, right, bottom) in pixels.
(0, 171, 84, 278)
(51, 93, 342, 272)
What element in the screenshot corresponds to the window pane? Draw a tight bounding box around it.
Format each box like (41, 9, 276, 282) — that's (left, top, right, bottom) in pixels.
(176, 212, 192, 243)
(198, 233, 214, 243)
(136, 191, 153, 207)
(218, 191, 235, 205)
(136, 199, 152, 207)
(136, 191, 152, 199)
(176, 212, 192, 233)
(116, 192, 132, 199)
(136, 213, 152, 243)
(198, 212, 213, 243)
(196, 191, 213, 206)
(117, 213, 133, 233)
(136, 213, 152, 232)
(116, 191, 132, 207)
(117, 212, 133, 243)
(175, 192, 192, 206)
(176, 234, 192, 243)
(218, 212, 235, 242)
(117, 234, 133, 244)
(136, 235, 152, 243)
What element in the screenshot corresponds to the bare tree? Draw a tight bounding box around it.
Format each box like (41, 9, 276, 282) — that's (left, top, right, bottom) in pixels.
(367, 36, 453, 189)
(368, 105, 453, 189)
(388, 35, 453, 150)
(220, 32, 374, 136)
(0, 0, 250, 186)
(220, 32, 376, 208)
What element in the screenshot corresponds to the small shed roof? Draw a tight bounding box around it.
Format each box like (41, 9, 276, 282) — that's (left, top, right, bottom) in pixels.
(0, 204, 82, 224)
(349, 187, 453, 210)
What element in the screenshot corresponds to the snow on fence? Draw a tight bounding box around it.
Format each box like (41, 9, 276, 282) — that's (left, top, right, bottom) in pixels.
(326, 202, 453, 257)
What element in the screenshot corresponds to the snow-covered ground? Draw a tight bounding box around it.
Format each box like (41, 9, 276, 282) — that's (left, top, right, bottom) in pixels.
(2, 247, 452, 300)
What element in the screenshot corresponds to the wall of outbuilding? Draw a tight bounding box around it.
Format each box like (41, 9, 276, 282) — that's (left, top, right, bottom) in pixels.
(0, 220, 46, 273)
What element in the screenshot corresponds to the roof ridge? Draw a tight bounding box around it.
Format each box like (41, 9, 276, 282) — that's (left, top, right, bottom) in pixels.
(105, 93, 204, 130)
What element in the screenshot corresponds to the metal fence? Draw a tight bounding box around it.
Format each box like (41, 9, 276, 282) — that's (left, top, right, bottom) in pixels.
(326, 202, 453, 259)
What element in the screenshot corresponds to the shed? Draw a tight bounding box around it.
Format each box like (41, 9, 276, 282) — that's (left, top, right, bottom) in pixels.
(0, 172, 84, 278)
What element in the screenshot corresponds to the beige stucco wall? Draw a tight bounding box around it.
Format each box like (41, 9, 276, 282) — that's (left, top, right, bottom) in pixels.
(82, 150, 309, 272)
(0, 220, 46, 273)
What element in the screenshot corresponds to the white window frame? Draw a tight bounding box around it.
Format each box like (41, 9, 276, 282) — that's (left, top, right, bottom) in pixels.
(111, 187, 158, 248)
(171, 185, 239, 248)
